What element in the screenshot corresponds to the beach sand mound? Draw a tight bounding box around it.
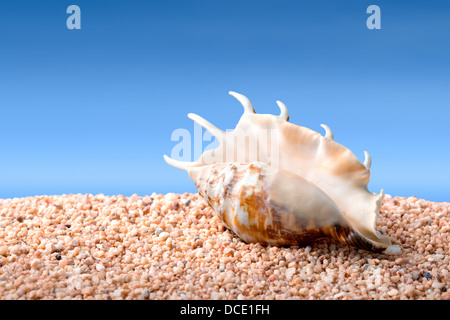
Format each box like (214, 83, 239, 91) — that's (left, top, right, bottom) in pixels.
(0, 193, 449, 300)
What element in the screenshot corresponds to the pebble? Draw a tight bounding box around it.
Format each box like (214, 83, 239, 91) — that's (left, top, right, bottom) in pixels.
(423, 272, 432, 280)
(155, 227, 164, 236)
(96, 263, 105, 272)
(158, 232, 170, 241)
(323, 276, 333, 284)
(285, 267, 296, 280)
(388, 289, 399, 296)
(432, 282, 444, 289)
(429, 254, 444, 262)
(210, 292, 221, 300)
(30, 259, 42, 269)
(333, 292, 345, 299)
(0, 246, 8, 256)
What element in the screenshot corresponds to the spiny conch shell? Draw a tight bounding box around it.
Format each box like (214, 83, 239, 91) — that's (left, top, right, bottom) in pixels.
(164, 91, 401, 255)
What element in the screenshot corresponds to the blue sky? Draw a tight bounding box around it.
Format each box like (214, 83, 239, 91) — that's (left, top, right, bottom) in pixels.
(0, 0, 449, 201)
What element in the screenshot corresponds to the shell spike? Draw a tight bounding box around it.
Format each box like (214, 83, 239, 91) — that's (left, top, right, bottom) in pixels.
(276, 101, 289, 121)
(187, 113, 224, 140)
(363, 151, 372, 170)
(229, 91, 255, 114)
(163, 154, 194, 171)
(320, 124, 334, 141)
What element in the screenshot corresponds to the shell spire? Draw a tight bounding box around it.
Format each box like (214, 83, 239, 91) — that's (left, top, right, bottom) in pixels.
(229, 91, 255, 114)
(363, 151, 372, 170)
(163, 155, 194, 171)
(276, 101, 289, 121)
(187, 113, 225, 141)
(320, 124, 334, 140)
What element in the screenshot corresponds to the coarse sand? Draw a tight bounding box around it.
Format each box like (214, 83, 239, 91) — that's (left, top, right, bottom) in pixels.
(0, 192, 449, 300)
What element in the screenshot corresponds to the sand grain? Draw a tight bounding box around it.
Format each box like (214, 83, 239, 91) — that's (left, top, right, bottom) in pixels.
(0, 193, 449, 300)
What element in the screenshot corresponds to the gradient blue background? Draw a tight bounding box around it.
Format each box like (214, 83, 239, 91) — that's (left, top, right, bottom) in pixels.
(0, 0, 449, 201)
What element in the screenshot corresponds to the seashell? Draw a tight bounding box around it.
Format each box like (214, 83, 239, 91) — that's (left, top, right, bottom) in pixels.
(164, 92, 401, 255)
